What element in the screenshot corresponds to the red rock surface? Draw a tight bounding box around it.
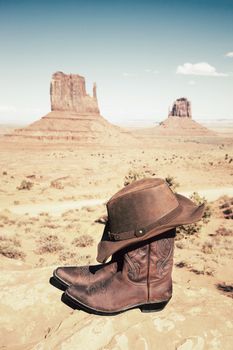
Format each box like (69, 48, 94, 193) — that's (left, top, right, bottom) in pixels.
(169, 97, 192, 118)
(50, 72, 99, 114)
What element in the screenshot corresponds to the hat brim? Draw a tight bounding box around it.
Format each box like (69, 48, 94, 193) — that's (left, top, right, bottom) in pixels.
(97, 193, 205, 263)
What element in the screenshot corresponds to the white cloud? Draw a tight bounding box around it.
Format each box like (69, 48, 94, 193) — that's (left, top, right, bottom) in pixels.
(226, 52, 233, 57)
(176, 62, 227, 77)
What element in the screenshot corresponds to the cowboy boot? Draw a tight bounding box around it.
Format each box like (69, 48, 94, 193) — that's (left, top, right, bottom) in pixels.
(65, 228, 175, 315)
(53, 254, 120, 288)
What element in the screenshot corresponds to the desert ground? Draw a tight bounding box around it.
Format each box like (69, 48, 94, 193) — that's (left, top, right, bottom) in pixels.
(0, 124, 233, 350)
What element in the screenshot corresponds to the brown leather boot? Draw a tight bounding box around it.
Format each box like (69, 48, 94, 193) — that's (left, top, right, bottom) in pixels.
(65, 228, 175, 315)
(53, 258, 118, 288)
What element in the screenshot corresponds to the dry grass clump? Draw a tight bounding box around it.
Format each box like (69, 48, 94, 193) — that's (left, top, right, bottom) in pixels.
(0, 212, 16, 226)
(41, 223, 60, 229)
(39, 212, 49, 216)
(0, 234, 21, 247)
(59, 250, 77, 263)
(35, 234, 63, 254)
(72, 234, 94, 247)
(50, 176, 71, 190)
(177, 192, 211, 238)
(165, 175, 180, 191)
(124, 168, 156, 186)
(175, 261, 188, 268)
(50, 179, 64, 189)
(17, 180, 33, 190)
(124, 169, 146, 186)
(176, 259, 214, 276)
(201, 241, 213, 254)
(0, 243, 26, 260)
(0, 235, 25, 260)
(214, 226, 233, 237)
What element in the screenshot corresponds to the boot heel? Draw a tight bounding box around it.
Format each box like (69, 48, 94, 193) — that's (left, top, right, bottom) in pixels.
(140, 301, 168, 313)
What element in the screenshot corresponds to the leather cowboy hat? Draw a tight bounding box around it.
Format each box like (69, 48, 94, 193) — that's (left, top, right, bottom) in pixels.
(97, 178, 204, 263)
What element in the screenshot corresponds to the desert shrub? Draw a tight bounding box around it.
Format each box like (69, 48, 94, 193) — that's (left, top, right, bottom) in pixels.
(35, 234, 63, 254)
(72, 234, 94, 247)
(176, 192, 211, 238)
(41, 223, 60, 229)
(165, 176, 180, 191)
(0, 246, 25, 260)
(0, 240, 25, 260)
(59, 250, 77, 263)
(215, 227, 233, 236)
(0, 234, 21, 247)
(50, 180, 64, 189)
(124, 168, 156, 186)
(175, 261, 188, 268)
(190, 192, 211, 224)
(17, 180, 33, 190)
(201, 241, 213, 254)
(124, 169, 146, 186)
(39, 212, 49, 216)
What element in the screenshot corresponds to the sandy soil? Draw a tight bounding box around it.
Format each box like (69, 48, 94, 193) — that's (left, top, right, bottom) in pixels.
(0, 127, 233, 349)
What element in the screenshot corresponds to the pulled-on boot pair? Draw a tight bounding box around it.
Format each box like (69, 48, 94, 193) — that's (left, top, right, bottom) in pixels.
(54, 178, 204, 315)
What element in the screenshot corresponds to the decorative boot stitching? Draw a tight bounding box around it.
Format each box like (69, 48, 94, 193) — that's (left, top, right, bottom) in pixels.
(126, 246, 148, 281)
(155, 238, 173, 279)
(125, 253, 140, 281)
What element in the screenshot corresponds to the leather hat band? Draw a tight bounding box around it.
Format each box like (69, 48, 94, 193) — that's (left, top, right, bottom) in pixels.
(107, 204, 182, 241)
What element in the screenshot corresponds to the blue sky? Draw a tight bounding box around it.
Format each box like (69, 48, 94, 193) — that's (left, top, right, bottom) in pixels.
(0, 0, 232, 125)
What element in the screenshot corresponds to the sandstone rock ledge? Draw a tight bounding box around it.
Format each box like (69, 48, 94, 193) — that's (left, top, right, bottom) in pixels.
(0, 259, 232, 350)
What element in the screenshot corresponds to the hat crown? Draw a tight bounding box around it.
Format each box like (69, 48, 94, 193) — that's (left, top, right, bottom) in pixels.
(107, 178, 179, 235)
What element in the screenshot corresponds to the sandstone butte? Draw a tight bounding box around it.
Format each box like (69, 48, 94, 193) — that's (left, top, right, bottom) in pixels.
(5, 72, 135, 144)
(5, 77, 214, 141)
(133, 97, 215, 137)
(155, 97, 215, 136)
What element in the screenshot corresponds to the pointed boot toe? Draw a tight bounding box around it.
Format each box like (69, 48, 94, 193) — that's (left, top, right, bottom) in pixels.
(53, 260, 118, 289)
(53, 266, 79, 287)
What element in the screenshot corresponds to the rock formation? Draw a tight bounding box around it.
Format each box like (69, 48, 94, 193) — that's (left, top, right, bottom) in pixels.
(146, 97, 214, 136)
(5, 72, 135, 144)
(169, 97, 192, 118)
(50, 72, 99, 114)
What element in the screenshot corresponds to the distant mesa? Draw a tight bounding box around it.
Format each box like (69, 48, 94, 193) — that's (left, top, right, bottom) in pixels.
(168, 97, 192, 118)
(5, 71, 134, 144)
(157, 97, 214, 136)
(133, 97, 215, 137)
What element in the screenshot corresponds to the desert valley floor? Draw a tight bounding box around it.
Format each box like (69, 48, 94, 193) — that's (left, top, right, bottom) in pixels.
(0, 127, 233, 350)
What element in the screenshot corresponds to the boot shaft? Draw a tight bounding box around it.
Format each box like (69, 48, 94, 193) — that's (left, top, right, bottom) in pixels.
(123, 229, 175, 301)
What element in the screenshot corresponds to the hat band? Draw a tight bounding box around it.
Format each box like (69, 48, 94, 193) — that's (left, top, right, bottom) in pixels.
(107, 204, 182, 241)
